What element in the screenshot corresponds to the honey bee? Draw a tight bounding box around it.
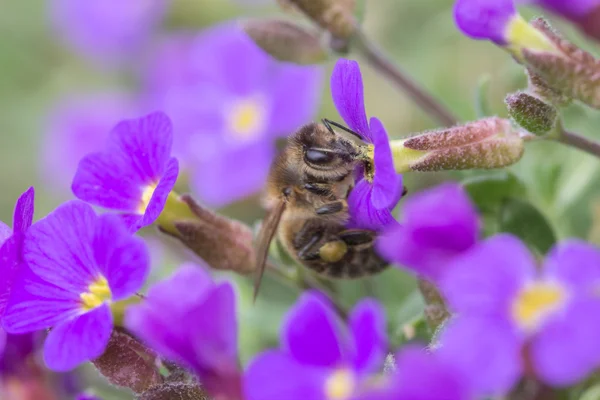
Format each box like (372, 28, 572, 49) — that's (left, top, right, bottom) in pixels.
(254, 119, 391, 298)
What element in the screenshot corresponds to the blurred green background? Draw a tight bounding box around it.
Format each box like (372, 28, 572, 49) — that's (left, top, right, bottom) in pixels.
(2, 0, 600, 398)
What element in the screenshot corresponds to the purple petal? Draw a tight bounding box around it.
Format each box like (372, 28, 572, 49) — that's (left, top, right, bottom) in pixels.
(0, 222, 10, 245)
(23, 201, 98, 294)
(72, 112, 175, 215)
(93, 214, 149, 300)
(348, 179, 399, 231)
(283, 291, 350, 367)
(349, 299, 387, 373)
(454, 0, 517, 45)
(376, 182, 479, 281)
(331, 59, 371, 139)
(530, 298, 600, 386)
(440, 234, 535, 316)
(543, 239, 600, 291)
(191, 140, 275, 207)
(13, 187, 34, 235)
(395, 347, 470, 400)
(0, 237, 22, 317)
(438, 316, 523, 397)
(369, 117, 401, 210)
(43, 304, 112, 371)
(0, 329, 5, 357)
(3, 268, 82, 333)
(244, 351, 328, 400)
(268, 66, 323, 136)
(0, 332, 39, 374)
(141, 157, 179, 227)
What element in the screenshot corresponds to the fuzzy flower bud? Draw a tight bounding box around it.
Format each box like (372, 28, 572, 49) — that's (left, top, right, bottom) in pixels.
(526, 69, 571, 106)
(390, 117, 524, 172)
(242, 19, 328, 64)
(505, 91, 558, 136)
(138, 383, 209, 400)
(157, 193, 256, 274)
(280, 0, 357, 39)
(521, 18, 600, 110)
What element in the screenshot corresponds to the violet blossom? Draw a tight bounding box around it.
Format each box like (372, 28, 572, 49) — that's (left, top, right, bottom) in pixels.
(2, 200, 150, 371)
(144, 23, 322, 207)
(454, 0, 518, 44)
(330, 59, 402, 231)
(437, 235, 600, 395)
(72, 111, 179, 231)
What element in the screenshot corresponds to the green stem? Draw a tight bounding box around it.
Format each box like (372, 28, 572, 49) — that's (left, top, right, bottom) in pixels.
(554, 129, 600, 159)
(417, 279, 450, 332)
(352, 29, 458, 127)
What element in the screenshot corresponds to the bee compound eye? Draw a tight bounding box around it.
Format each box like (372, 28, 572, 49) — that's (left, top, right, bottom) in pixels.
(305, 148, 335, 165)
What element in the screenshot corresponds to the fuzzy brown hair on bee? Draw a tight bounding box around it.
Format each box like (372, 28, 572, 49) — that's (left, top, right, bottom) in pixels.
(253, 119, 389, 299)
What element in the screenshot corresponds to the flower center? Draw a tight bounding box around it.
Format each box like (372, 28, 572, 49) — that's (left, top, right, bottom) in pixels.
(139, 184, 157, 214)
(80, 276, 112, 311)
(228, 97, 267, 141)
(364, 144, 375, 183)
(325, 369, 355, 400)
(512, 282, 565, 331)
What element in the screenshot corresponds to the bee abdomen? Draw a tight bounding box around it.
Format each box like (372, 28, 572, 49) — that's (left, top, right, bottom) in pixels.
(320, 248, 389, 278)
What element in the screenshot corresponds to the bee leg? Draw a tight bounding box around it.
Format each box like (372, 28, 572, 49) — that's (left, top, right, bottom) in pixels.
(401, 186, 408, 197)
(303, 183, 333, 197)
(297, 232, 324, 261)
(300, 240, 348, 263)
(315, 200, 347, 216)
(338, 229, 376, 246)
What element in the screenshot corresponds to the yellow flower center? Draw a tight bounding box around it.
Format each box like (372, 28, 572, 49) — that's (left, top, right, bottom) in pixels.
(80, 276, 112, 311)
(364, 144, 375, 183)
(505, 15, 556, 57)
(139, 184, 157, 214)
(512, 282, 565, 331)
(228, 97, 266, 140)
(325, 369, 355, 400)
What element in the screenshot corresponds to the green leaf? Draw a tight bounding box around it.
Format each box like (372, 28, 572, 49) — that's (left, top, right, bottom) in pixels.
(462, 171, 527, 214)
(498, 198, 557, 255)
(474, 74, 492, 118)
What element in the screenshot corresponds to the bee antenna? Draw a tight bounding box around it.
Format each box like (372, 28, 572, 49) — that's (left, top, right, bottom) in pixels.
(321, 118, 363, 140)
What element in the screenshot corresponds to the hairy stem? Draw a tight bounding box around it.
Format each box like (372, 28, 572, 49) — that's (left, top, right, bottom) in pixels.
(554, 129, 600, 159)
(417, 279, 450, 332)
(352, 29, 458, 127)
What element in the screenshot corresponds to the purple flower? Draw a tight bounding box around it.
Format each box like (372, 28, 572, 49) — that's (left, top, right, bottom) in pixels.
(125, 263, 241, 399)
(0, 333, 38, 376)
(330, 59, 402, 231)
(2, 200, 149, 371)
(76, 393, 103, 400)
(72, 111, 179, 231)
(50, 0, 168, 62)
(437, 235, 600, 395)
(244, 291, 391, 400)
(144, 23, 323, 207)
(42, 94, 139, 194)
(376, 182, 479, 282)
(454, 0, 518, 44)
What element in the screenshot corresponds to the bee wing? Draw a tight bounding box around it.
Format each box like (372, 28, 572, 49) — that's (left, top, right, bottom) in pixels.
(253, 199, 287, 301)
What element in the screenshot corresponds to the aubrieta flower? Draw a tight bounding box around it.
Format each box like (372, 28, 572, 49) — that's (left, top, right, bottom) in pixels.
(437, 234, 600, 395)
(72, 111, 179, 231)
(125, 263, 241, 399)
(376, 182, 479, 282)
(2, 200, 150, 371)
(144, 23, 322, 207)
(50, 0, 168, 61)
(330, 59, 402, 231)
(454, 0, 518, 44)
(42, 94, 138, 193)
(245, 291, 391, 400)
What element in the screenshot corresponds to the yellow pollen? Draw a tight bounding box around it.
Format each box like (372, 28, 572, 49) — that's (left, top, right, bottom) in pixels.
(364, 144, 375, 183)
(512, 282, 565, 331)
(229, 98, 265, 139)
(325, 369, 355, 400)
(80, 276, 112, 311)
(139, 184, 157, 213)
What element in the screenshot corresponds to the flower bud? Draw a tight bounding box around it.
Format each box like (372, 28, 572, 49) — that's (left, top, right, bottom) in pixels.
(522, 18, 600, 109)
(390, 117, 524, 172)
(158, 194, 256, 274)
(280, 0, 357, 39)
(505, 91, 558, 136)
(138, 383, 209, 400)
(92, 329, 163, 394)
(242, 19, 328, 64)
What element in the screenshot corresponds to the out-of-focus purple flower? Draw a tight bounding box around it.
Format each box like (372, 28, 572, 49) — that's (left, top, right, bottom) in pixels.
(454, 0, 518, 44)
(125, 263, 241, 399)
(76, 393, 102, 400)
(331, 59, 402, 231)
(245, 291, 391, 400)
(144, 23, 323, 207)
(72, 111, 179, 231)
(3, 201, 149, 371)
(42, 94, 139, 194)
(437, 235, 600, 396)
(0, 333, 38, 375)
(50, 0, 168, 62)
(376, 183, 479, 282)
